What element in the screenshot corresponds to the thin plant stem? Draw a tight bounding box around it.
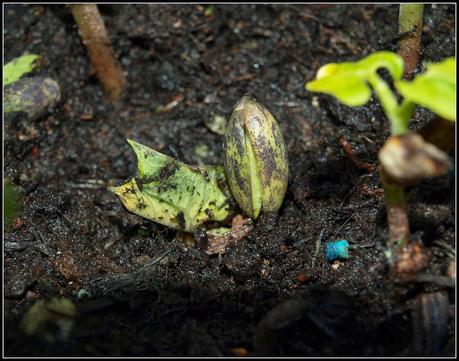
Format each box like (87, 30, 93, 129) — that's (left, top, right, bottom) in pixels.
(368, 73, 413, 135)
(380, 169, 410, 254)
(398, 4, 424, 79)
(368, 75, 413, 257)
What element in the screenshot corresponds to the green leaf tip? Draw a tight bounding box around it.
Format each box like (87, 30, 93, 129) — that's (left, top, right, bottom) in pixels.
(4, 54, 40, 86)
(305, 51, 404, 107)
(395, 57, 456, 122)
(4, 180, 21, 227)
(111, 140, 232, 232)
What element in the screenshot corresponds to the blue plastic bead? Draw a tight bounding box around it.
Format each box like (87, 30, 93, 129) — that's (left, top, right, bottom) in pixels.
(326, 240, 350, 261)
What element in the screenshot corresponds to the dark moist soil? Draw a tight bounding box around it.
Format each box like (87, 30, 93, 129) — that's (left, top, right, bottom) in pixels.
(3, 4, 456, 357)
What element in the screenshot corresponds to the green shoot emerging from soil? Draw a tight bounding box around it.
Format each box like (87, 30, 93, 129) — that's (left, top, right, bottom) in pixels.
(4, 180, 21, 227)
(306, 52, 456, 133)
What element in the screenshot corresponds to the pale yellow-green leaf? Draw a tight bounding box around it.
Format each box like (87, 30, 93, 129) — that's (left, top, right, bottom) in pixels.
(395, 58, 456, 121)
(306, 51, 404, 106)
(4, 54, 39, 86)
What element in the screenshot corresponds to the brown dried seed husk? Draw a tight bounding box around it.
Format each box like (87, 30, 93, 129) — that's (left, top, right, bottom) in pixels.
(378, 134, 451, 186)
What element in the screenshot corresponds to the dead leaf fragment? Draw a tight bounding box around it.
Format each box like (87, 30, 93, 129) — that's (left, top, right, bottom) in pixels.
(204, 215, 253, 255)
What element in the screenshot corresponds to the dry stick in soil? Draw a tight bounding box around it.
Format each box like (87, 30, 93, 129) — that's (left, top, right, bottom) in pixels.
(398, 4, 424, 80)
(69, 4, 125, 101)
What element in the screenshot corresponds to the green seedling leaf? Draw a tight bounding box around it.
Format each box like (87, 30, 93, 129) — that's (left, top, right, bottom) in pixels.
(109, 140, 231, 232)
(4, 180, 21, 227)
(306, 51, 404, 106)
(395, 58, 456, 121)
(3, 54, 40, 86)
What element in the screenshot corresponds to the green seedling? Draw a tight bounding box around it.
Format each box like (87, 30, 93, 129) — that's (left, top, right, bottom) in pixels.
(306, 52, 455, 270)
(110, 140, 232, 233)
(3, 53, 39, 86)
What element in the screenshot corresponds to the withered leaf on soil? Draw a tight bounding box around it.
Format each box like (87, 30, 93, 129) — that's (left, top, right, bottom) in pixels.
(110, 139, 231, 232)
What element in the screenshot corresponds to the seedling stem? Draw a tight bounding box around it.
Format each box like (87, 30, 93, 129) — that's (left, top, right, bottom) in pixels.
(398, 4, 424, 79)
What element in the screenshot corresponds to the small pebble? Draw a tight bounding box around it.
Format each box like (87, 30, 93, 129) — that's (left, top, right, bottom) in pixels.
(12, 218, 25, 230)
(297, 272, 311, 284)
(25, 291, 38, 300)
(311, 96, 319, 107)
(331, 261, 343, 270)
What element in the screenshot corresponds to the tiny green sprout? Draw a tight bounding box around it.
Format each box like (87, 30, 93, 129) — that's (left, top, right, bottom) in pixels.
(110, 140, 231, 232)
(3, 53, 39, 86)
(137, 226, 151, 237)
(4, 179, 21, 227)
(224, 95, 289, 219)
